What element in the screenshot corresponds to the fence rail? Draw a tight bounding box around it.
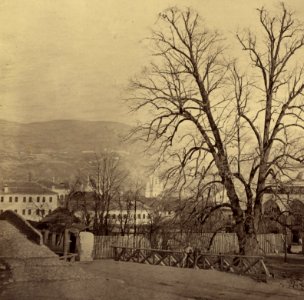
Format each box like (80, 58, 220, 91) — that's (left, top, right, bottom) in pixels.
(112, 246, 271, 282)
(58, 253, 77, 262)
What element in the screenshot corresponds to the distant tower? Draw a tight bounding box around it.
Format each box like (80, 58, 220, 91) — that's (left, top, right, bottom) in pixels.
(145, 175, 164, 198)
(84, 176, 93, 192)
(3, 184, 8, 193)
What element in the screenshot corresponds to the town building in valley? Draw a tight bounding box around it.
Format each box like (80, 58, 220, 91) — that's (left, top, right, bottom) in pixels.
(0, 181, 58, 221)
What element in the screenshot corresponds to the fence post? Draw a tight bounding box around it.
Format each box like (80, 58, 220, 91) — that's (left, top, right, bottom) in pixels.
(113, 246, 117, 260)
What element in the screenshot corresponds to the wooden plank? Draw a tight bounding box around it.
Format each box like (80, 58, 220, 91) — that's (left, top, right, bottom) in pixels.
(261, 260, 271, 277)
(154, 253, 168, 266)
(242, 259, 260, 274)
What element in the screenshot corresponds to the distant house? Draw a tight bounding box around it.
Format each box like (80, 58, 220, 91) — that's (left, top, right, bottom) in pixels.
(0, 181, 58, 221)
(37, 180, 70, 206)
(107, 200, 153, 226)
(262, 171, 304, 243)
(67, 191, 174, 232)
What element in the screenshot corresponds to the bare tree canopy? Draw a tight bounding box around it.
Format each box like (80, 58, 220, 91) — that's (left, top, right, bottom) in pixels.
(129, 5, 304, 254)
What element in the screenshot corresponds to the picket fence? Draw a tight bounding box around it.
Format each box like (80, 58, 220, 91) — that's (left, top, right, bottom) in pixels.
(94, 235, 150, 259)
(166, 233, 284, 254)
(93, 233, 284, 259)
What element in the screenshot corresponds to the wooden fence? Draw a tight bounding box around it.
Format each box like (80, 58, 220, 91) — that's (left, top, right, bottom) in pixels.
(166, 233, 284, 254)
(94, 235, 150, 259)
(93, 233, 284, 259)
(112, 246, 271, 282)
(257, 234, 284, 253)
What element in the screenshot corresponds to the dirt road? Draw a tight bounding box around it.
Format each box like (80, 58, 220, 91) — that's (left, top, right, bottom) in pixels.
(1, 260, 303, 300)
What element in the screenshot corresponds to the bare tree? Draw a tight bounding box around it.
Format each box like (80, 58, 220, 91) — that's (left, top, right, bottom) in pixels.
(116, 191, 133, 236)
(129, 5, 304, 254)
(88, 153, 127, 235)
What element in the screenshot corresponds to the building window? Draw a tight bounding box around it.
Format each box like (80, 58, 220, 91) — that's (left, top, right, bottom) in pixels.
(42, 197, 46, 202)
(143, 214, 146, 219)
(22, 209, 26, 215)
(49, 197, 52, 202)
(112, 214, 116, 219)
(14, 209, 17, 213)
(36, 209, 40, 215)
(147, 214, 151, 219)
(49, 209, 52, 214)
(15, 196, 18, 202)
(37, 196, 40, 202)
(137, 214, 141, 219)
(41, 209, 45, 216)
(28, 209, 31, 215)
(29, 197, 32, 202)
(23, 197, 26, 202)
(9, 196, 12, 202)
(0, 196, 4, 202)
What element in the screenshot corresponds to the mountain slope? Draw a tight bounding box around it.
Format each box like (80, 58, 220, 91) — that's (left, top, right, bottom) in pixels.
(0, 119, 149, 182)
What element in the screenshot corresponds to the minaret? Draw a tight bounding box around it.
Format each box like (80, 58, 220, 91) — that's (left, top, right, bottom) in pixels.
(85, 175, 93, 192)
(145, 174, 163, 198)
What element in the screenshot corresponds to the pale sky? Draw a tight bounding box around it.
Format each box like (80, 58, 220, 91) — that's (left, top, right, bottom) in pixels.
(1, 0, 304, 124)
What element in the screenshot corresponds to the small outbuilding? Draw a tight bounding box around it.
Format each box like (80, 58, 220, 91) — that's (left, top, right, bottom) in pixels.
(36, 208, 94, 261)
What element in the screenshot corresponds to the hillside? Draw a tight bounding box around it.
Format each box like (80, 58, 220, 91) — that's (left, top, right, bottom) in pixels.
(0, 119, 150, 182)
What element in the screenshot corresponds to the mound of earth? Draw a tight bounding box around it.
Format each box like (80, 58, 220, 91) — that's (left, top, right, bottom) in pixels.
(0, 220, 56, 258)
(0, 220, 93, 286)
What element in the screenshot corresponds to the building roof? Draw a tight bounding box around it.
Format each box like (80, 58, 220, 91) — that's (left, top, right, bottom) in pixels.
(265, 170, 304, 195)
(0, 181, 57, 195)
(68, 191, 152, 212)
(38, 180, 69, 190)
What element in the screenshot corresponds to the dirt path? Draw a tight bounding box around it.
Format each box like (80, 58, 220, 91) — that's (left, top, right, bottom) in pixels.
(1, 260, 303, 300)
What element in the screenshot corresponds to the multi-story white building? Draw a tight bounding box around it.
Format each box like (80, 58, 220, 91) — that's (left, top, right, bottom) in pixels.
(107, 202, 153, 226)
(38, 180, 70, 206)
(69, 191, 174, 229)
(0, 181, 58, 221)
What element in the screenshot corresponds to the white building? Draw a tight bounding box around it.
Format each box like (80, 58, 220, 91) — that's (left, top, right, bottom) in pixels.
(107, 202, 153, 226)
(145, 175, 164, 198)
(70, 191, 174, 229)
(0, 181, 58, 221)
(38, 180, 70, 206)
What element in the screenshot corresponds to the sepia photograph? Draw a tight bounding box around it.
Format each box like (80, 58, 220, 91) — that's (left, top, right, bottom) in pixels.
(1, 0, 304, 299)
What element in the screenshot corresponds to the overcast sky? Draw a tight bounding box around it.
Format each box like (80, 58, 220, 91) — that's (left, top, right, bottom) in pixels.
(1, 0, 303, 124)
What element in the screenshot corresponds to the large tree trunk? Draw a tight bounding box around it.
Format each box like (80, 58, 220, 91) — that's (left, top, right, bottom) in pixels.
(235, 218, 259, 255)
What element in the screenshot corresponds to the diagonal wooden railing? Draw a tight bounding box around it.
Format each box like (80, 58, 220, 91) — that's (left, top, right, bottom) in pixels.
(57, 252, 78, 262)
(111, 246, 271, 282)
